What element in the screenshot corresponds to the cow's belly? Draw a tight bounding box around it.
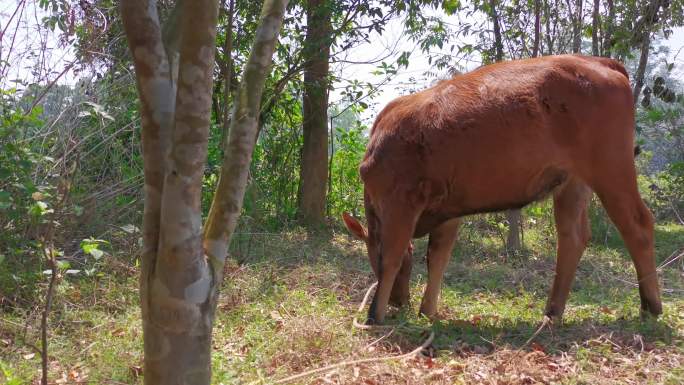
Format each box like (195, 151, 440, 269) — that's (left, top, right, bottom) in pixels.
(413, 164, 569, 238)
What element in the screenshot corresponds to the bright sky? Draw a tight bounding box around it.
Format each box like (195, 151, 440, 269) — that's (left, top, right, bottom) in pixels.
(332, 14, 684, 122)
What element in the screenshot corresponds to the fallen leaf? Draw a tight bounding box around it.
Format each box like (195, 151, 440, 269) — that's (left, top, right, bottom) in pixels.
(530, 342, 546, 353)
(424, 357, 435, 368)
(600, 306, 614, 314)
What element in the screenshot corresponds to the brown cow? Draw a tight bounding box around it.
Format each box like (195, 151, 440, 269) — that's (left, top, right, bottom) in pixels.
(343, 55, 662, 325)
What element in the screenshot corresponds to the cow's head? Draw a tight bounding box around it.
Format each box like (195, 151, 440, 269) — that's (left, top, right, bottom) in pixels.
(341, 212, 414, 273)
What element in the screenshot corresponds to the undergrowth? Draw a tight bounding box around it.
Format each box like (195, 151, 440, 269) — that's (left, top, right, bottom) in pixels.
(1, 217, 683, 384)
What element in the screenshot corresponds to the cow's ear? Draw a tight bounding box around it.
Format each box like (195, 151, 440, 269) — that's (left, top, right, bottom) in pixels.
(342, 212, 368, 241)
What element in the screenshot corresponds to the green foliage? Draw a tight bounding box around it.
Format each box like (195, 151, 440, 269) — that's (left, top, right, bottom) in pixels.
(328, 112, 368, 217)
(0, 361, 23, 385)
(0, 89, 51, 304)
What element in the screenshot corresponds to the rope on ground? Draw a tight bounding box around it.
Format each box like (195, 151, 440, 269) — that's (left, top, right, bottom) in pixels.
(248, 281, 435, 385)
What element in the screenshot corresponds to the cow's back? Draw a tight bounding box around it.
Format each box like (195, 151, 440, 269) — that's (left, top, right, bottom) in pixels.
(360, 55, 634, 216)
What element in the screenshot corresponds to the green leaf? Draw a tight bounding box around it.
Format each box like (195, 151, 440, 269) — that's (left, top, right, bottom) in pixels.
(0, 191, 11, 209)
(29, 201, 51, 217)
(80, 238, 108, 260)
(442, 0, 460, 14)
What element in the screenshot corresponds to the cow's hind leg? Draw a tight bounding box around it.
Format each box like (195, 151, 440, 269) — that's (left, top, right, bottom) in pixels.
(545, 178, 592, 321)
(419, 218, 460, 318)
(591, 177, 662, 317)
(367, 206, 418, 324)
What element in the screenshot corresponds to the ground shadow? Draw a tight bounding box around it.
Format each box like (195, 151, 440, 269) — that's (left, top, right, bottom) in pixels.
(369, 312, 678, 358)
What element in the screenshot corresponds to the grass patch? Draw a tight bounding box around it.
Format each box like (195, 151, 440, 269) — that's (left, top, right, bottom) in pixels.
(1, 220, 683, 384)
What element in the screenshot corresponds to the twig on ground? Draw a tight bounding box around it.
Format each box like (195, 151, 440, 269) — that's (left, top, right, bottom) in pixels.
(365, 328, 395, 350)
(522, 315, 552, 348)
(265, 331, 435, 385)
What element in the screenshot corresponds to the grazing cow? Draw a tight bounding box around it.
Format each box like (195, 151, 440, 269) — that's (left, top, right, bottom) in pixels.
(343, 55, 662, 325)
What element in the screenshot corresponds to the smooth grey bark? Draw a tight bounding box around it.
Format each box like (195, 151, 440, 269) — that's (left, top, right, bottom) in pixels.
(299, 0, 332, 227)
(204, 0, 289, 268)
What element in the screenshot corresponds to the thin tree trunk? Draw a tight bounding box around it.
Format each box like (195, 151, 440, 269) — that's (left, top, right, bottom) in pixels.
(490, 0, 504, 62)
(633, 0, 663, 106)
(327, 115, 334, 217)
(633, 35, 652, 106)
(533, 0, 541, 57)
(506, 209, 522, 252)
(572, 0, 583, 53)
(602, 0, 614, 57)
(591, 0, 600, 56)
(204, 0, 289, 268)
(544, 0, 554, 54)
(299, 0, 332, 227)
(220, 0, 236, 155)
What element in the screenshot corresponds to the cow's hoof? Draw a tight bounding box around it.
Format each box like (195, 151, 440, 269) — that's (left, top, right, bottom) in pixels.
(543, 313, 562, 327)
(640, 308, 660, 322)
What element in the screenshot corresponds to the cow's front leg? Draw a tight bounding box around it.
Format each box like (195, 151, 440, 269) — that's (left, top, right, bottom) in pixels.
(389, 249, 412, 307)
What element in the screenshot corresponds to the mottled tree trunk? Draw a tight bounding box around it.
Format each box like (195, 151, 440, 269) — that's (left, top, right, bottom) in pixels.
(298, 0, 332, 227)
(123, 0, 219, 382)
(591, 0, 600, 56)
(204, 0, 289, 265)
(122, 0, 287, 383)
